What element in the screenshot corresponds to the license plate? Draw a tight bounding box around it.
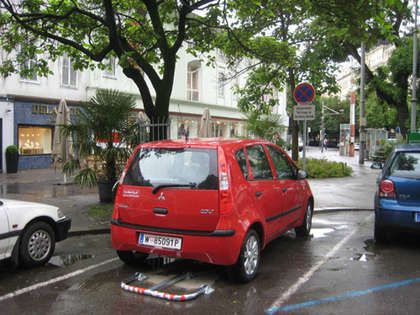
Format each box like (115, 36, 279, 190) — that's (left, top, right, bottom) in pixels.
(415, 213, 420, 223)
(138, 233, 182, 250)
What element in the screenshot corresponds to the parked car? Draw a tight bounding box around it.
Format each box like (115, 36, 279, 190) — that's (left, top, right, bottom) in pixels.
(0, 199, 71, 267)
(111, 138, 314, 282)
(374, 143, 420, 242)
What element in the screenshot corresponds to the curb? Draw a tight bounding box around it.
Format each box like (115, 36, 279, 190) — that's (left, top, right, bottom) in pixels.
(68, 227, 110, 237)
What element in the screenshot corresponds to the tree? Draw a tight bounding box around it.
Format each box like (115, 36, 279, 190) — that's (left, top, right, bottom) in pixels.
(0, 0, 219, 139)
(62, 89, 138, 201)
(208, 0, 339, 160)
(309, 0, 416, 135)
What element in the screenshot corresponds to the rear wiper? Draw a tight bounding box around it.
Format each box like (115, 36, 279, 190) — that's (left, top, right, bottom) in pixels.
(152, 183, 197, 194)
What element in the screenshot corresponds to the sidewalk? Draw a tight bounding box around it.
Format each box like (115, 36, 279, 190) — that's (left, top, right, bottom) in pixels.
(304, 146, 380, 211)
(0, 147, 380, 235)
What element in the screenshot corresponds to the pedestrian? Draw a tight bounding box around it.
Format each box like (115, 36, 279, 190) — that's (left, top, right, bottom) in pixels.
(321, 136, 328, 153)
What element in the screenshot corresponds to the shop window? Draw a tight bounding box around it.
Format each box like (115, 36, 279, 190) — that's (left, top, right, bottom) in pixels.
(18, 126, 52, 155)
(187, 61, 201, 101)
(61, 55, 77, 87)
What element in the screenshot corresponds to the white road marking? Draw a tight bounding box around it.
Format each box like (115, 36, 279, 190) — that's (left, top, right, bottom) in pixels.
(0, 257, 119, 302)
(268, 214, 373, 311)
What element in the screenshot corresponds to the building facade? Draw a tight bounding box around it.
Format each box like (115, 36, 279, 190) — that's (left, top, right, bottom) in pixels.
(0, 48, 288, 170)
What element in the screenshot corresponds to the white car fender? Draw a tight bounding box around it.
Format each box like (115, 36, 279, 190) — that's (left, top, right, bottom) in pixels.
(2, 199, 60, 233)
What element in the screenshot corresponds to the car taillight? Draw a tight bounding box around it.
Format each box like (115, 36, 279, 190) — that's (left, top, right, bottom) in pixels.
(379, 179, 396, 199)
(218, 147, 233, 215)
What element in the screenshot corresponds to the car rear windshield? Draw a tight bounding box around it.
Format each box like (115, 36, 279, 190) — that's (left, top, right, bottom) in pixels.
(123, 147, 219, 190)
(389, 152, 420, 179)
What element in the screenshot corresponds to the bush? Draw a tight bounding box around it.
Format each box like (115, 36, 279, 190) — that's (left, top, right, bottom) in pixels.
(6, 145, 18, 155)
(298, 158, 353, 178)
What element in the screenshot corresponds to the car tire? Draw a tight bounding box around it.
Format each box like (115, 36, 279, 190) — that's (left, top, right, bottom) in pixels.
(19, 221, 55, 268)
(374, 224, 388, 243)
(117, 250, 148, 266)
(295, 201, 313, 237)
(231, 229, 260, 283)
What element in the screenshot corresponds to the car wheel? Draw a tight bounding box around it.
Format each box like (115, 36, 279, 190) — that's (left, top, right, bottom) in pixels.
(117, 250, 148, 266)
(374, 224, 388, 243)
(19, 221, 55, 268)
(231, 229, 260, 283)
(295, 201, 313, 237)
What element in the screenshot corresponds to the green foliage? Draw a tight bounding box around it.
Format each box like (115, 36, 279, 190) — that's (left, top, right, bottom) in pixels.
(5, 145, 18, 155)
(87, 203, 113, 220)
(62, 89, 138, 187)
(245, 111, 285, 147)
(375, 138, 405, 161)
(298, 158, 353, 178)
(0, 0, 223, 125)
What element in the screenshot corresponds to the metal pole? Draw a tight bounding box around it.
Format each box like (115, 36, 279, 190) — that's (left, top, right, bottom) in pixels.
(359, 42, 366, 165)
(303, 120, 307, 171)
(320, 101, 325, 147)
(411, 0, 418, 133)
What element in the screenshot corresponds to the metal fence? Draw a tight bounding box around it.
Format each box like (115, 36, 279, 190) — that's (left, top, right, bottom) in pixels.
(136, 117, 170, 144)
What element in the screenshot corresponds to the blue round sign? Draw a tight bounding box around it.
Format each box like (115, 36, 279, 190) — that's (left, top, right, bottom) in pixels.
(293, 82, 315, 105)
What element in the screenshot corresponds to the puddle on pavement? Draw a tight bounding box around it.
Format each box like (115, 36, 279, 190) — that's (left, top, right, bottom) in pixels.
(311, 228, 335, 238)
(351, 252, 376, 261)
(48, 253, 95, 267)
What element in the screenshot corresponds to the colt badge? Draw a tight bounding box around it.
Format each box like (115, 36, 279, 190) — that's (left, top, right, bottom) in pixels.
(158, 192, 166, 201)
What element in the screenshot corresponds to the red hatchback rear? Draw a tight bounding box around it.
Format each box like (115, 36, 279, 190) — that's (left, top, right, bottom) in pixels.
(111, 138, 313, 282)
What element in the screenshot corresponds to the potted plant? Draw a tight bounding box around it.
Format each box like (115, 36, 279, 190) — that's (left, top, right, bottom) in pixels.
(6, 145, 19, 173)
(62, 89, 139, 202)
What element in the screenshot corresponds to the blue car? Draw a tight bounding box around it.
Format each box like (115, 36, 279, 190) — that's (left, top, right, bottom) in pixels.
(374, 143, 420, 242)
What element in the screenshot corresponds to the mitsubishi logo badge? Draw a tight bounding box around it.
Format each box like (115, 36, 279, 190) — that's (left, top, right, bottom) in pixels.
(158, 192, 165, 201)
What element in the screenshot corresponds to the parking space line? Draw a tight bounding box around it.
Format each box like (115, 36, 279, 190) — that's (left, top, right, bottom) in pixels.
(0, 257, 118, 303)
(269, 277, 420, 313)
(266, 214, 373, 315)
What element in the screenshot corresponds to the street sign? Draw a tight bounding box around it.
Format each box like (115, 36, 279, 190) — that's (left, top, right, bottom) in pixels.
(293, 105, 315, 120)
(293, 82, 315, 105)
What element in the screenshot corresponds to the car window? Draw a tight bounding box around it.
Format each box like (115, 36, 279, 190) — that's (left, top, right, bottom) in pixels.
(123, 148, 219, 189)
(235, 148, 249, 180)
(246, 145, 273, 180)
(267, 145, 295, 179)
(389, 152, 420, 179)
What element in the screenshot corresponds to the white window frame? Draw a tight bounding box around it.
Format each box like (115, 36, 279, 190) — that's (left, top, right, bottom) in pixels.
(103, 57, 116, 78)
(217, 71, 226, 99)
(187, 61, 201, 101)
(20, 57, 39, 83)
(61, 55, 77, 88)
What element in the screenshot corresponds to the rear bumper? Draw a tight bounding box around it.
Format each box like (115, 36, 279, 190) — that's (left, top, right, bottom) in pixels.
(375, 199, 420, 232)
(56, 218, 71, 241)
(111, 219, 241, 265)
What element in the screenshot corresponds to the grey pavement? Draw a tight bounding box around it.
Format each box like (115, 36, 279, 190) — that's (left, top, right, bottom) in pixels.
(0, 147, 380, 235)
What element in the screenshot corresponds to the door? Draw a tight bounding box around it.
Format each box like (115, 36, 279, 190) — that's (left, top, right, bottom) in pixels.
(0, 203, 10, 259)
(245, 144, 280, 237)
(118, 147, 220, 231)
(266, 145, 303, 228)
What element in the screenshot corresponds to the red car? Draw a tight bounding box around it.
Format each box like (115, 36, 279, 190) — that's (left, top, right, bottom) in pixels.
(111, 138, 313, 282)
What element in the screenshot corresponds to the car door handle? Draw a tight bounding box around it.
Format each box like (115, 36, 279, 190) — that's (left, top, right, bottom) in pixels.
(282, 187, 288, 193)
(255, 191, 263, 197)
(153, 208, 168, 215)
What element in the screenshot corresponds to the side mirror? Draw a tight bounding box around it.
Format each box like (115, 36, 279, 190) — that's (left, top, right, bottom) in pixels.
(297, 170, 307, 179)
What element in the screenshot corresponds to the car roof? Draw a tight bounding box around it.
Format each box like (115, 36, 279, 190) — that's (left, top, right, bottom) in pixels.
(394, 143, 420, 152)
(139, 138, 272, 150)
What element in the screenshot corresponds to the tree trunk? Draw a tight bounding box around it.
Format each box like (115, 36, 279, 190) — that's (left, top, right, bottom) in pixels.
(396, 102, 409, 137)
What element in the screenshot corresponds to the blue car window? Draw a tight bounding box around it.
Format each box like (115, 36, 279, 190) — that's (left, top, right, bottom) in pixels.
(389, 152, 420, 179)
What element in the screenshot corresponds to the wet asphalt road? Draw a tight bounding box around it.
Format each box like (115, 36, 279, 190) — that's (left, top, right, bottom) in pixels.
(1, 211, 420, 315)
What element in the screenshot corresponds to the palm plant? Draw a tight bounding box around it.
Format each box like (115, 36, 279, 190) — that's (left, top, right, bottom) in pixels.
(62, 89, 138, 199)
